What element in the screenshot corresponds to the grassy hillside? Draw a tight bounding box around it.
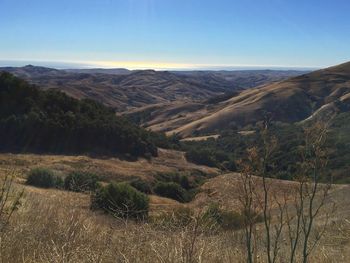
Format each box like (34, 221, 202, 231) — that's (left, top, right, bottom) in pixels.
(0, 168, 348, 262)
(0, 149, 219, 183)
(138, 61, 350, 137)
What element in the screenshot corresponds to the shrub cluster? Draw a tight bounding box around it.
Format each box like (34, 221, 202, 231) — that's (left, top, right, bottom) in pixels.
(151, 172, 200, 203)
(126, 173, 200, 203)
(153, 182, 189, 202)
(92, 182, 149, 219)
(26, 168, 63, 188)
(181, 118, 350, 183)
(130, 179, 152, 194)
(183, 145, 237, 171)
(154, 172, 193, 190)
(26, 168, 150, 220)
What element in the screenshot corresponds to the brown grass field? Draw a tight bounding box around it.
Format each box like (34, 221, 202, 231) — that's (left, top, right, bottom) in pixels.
(0, 149, 219, 181)
(0, 153, 349, 262)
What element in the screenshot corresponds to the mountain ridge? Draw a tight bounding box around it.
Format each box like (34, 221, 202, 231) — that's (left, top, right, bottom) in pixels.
(0, 65, 307, 111)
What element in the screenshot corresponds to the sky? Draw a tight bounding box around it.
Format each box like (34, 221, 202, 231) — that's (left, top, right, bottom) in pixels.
(0, 0, 349, 70)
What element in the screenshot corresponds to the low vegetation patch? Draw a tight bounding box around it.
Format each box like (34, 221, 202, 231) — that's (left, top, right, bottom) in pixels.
(153, 181, 190, 202)
(26, 168, 63, 188)
(152, 172, 201, 203)
(184, 143, 237, 171)
(181, 118, 350, 183)
(129, 178, 152, 194)
(92, 182, 149, 220)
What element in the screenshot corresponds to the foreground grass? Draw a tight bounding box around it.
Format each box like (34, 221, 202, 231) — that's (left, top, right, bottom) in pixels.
(0, 183, 349, 263)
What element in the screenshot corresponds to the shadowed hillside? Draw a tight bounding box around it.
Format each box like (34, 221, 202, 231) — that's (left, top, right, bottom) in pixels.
(0, 72, 168, 157)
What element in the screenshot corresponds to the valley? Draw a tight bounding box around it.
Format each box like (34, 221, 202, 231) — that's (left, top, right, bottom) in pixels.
(2, 0, 349, 261)
(0, 62, 350, 262)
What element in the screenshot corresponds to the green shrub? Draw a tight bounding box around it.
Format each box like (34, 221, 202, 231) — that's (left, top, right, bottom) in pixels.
(64, 171, 98, 192)
(154, 172, 181, 183)
(153, 182, 189, 202)
(152, 172, 200, 202)
(92, 182, 149, 219)
(26, 168, 61, 188)
(179, 175, 190, 190)
(130, 179, 152, 194)
(221, 160, 237, 171)
(185, 148, 218, 167)
(155, 172, 195, 190)
(55, 176, 64, 189)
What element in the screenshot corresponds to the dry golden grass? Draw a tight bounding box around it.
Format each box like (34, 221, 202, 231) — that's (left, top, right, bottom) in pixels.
(0, 149, 219, 182)
(180, 135, 220, 142)
(0, 183, 243, 263)
(0, 150, 219, 221)
(0, 152, 349, 262)
(0, 180, 349, 263)
(191, 173, 299, 211)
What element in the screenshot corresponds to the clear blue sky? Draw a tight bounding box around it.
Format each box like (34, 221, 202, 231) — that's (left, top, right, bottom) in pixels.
(0, 0, 349, 69)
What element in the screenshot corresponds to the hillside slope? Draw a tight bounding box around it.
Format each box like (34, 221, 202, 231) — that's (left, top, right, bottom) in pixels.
(146, 61, 350, 137)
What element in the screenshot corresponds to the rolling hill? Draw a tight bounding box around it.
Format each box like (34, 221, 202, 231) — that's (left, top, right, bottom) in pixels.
(132, 61, 350, 137)
(0, 65, 306, 111)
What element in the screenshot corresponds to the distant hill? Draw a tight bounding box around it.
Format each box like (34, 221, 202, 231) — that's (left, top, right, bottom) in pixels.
(129, 61, 350, 137)
(173, 69, 308, 90)
(64, 68, 131, 75)
(0, 72, 167, 157)
(0, 65, 306, 111)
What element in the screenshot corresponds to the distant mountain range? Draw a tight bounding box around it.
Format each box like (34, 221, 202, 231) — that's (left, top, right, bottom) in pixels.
(127, 61, 350, 137)
(3, 63, 349, 139)
(0, 65, 307, 111)
(65, 68, 131, 75)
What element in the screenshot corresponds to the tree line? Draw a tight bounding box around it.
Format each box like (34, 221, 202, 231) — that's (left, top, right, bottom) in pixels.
(0, 72, 172, 157)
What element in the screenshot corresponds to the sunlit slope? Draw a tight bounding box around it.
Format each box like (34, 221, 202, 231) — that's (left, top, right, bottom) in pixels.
(167, 61, 350, 137)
